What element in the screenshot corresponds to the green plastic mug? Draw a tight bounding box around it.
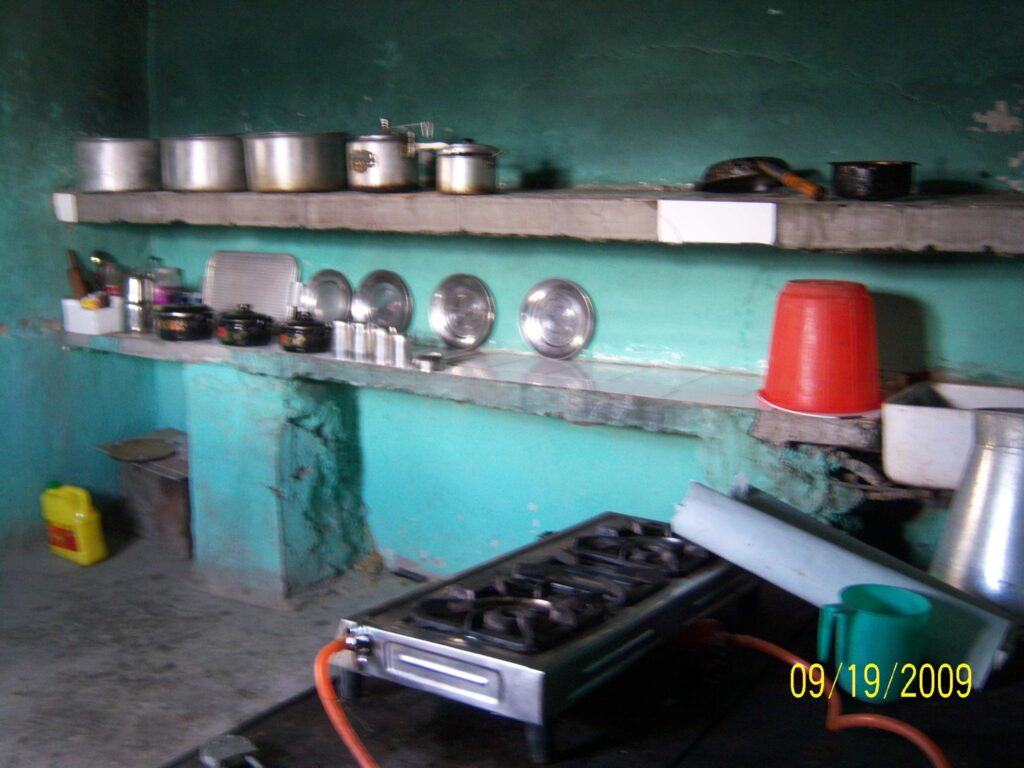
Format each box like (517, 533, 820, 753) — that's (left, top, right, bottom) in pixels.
(817, 584, 932, 704)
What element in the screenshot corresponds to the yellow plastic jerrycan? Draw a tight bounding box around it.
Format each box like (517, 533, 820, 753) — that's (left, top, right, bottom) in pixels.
(40, 484, 107, 566)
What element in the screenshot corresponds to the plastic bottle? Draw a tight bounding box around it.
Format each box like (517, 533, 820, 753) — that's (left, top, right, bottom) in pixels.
(40, 484, 107, 566)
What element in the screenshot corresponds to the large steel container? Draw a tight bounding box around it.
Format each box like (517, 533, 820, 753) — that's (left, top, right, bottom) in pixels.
(75, 138, 160, 192)
(160, 135, 246, 191)
(242, 132, 346, 192)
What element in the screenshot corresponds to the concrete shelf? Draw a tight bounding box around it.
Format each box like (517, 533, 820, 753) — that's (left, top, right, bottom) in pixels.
(53, 188, 1024, 254)
(62, 331, 881, 451)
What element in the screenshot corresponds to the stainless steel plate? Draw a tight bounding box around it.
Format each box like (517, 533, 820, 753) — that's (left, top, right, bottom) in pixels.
(519, 279, 595, 359)
(429, 274, 495, 350)
(301, 269, 352, 323)
(202, 251, 300, 323)
(351, 270, 412, 331)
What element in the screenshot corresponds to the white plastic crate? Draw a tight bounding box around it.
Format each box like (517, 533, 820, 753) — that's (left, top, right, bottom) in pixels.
(61, 296, 124, 335)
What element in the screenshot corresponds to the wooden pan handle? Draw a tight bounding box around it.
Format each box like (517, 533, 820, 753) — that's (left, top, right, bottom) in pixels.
(779, 171, 827, 201)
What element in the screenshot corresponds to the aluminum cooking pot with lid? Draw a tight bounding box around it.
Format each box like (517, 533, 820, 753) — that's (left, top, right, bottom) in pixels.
(436, 140, 500, 195)
(347, 118, 440, 191)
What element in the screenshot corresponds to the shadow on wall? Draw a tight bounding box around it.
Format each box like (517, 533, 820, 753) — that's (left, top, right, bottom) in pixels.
(519, 160, 573, 189)
(872, 291, 928, 376)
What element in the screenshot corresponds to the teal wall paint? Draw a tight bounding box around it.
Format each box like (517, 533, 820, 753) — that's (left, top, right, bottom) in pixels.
(184, 365, 368, 595)
(0, 1, 170, 546)
(147, 227, 1024, 381)
(358, 388, 703, 573)
(142, 0, 1024, 576)
(150, 0, 1024, 190)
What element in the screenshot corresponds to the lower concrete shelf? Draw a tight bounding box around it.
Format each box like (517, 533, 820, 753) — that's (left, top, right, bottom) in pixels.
(62, 331, 881, 450)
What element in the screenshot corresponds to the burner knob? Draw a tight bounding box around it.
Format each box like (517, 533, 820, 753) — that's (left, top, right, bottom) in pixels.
(343, 632, 373, 663)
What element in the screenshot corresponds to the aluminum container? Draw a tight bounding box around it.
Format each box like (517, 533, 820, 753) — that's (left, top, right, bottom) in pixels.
(160, 135, 246, 191)
(75, 138, 160, 192)
(346, 129, 418, 191)
(242, 132, 346, 192)
(436, 141, 500, 194)
(930, 409, 1024, 617)
(123, 271, 154, 334)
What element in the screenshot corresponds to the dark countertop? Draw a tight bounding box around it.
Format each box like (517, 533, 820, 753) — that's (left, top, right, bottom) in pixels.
(165, 585, 1022, 767)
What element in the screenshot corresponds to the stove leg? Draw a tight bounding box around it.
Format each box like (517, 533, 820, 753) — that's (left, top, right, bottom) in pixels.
(336, 669, 364, 701)
(524, 722, 555, 764)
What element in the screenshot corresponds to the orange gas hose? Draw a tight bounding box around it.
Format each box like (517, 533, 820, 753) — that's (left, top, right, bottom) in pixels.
(727, 630, 951, 768)
(314, 638, 380, 768)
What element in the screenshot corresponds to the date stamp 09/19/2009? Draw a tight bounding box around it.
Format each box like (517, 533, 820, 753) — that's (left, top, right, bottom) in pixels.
(790, 663, 973, 701)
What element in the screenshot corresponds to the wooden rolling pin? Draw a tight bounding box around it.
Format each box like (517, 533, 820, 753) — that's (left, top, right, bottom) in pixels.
(66, 249, 88, 299)
(755, 159, 827, 201)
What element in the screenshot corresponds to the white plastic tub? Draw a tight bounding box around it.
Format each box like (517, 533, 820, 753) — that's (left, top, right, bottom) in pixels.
(882, 382, 1024, 489)
(62, 297, 124, 335)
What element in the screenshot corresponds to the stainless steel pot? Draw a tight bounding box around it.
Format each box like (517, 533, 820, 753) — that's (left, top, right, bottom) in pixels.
(160, 135, 246, 191)
(436, 141, 500, 194)
(75, 138, 160, 192)
(242, 132, 346, 192)
(346, 134, 417, 191)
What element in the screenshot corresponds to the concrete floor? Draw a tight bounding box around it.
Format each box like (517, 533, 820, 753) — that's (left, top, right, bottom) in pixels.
(0, 538, 417, 768)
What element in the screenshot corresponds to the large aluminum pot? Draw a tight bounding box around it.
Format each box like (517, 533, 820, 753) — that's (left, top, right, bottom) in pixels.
(436, 141, 500, 194)
(242, 132, 346, 192)
(346, 126, 418, 191)
(160, 135, 246, 191)
(75, 138, 160, 192)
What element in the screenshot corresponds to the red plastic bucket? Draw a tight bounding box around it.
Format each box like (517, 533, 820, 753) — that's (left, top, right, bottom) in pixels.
(760, 280, 881, 416)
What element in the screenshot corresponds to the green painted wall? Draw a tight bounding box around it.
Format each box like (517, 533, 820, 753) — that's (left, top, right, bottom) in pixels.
(0, 1, 176, 546)
(141, 0, 1024, 573)
(150, 0, 1024, 190)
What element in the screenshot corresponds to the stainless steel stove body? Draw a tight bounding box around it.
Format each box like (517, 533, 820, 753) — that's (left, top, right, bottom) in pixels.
(334, 513, 755, 760)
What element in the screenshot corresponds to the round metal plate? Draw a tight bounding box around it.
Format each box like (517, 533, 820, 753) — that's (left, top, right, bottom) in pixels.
(429, 274, 495, 350)
(519, 279, 595, 359)
(351, 270, 412, 331)
(301, 269, 352, 323)
(104, 438, 177, 463)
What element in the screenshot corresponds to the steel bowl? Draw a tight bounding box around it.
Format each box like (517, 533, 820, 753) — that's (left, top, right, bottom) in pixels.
(351, 270, 412, 331)
(160, 134, 246, 191)
(242, 132, 346, 192)
(519, 279, 595, 359)
(75, 137, 160, 192)
(429, 274, 495, 349)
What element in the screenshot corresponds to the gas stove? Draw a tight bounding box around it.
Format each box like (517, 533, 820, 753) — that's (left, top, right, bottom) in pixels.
(334, 512, 756, 763)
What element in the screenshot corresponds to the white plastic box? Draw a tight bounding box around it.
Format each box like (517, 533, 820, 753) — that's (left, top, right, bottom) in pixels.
(882, 381, 1024, 489)
(61, 296, 124, 335)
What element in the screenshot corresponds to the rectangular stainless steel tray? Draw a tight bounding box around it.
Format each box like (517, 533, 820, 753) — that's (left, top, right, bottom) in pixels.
(202, 250, 300, 323)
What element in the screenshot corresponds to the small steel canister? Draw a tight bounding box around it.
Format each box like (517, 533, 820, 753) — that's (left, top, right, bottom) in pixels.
(333, 320, 355, 359)
(393, 333, 410, 368)
(123, 271, 154, 333)
(351, 322, 370, 361)
(373, 326, 394, 365)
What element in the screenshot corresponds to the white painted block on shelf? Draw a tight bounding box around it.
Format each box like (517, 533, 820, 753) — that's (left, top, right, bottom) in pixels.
(52, 192, 79, 223)
(656, 200, 776, 245)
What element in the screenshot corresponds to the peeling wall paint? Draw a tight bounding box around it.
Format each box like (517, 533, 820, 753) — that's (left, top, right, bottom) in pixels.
(970, 100, 1023, 133)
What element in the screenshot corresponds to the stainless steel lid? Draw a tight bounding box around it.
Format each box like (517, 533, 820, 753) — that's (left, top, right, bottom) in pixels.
(351, 270, 412, 331)
(519, 279, 595, 360)
(429, 274, 495, 350)
(437, 140, 500, 157)
(301, 269, 352, 323)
